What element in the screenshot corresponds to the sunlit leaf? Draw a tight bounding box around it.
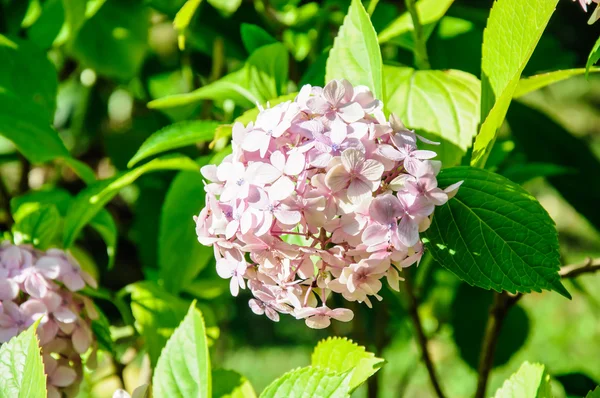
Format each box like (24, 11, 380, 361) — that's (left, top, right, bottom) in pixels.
(586, 36, 600, 77)
(471, 0, 559, 168)
(326, 0, 383, 99)
(174, 0, 202, 50)
(153, 303, 211, 398)
(12, 204, 60, 249)
(514, 68, 600, 98)
(0, 321, 46, 398)
(240, 23, 277, 54)
(260, 367, 352, 398)
(212, 369, 256, 398)
(492, 362, 552, 398)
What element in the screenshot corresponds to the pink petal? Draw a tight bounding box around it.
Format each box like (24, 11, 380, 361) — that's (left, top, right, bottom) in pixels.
(412, 150, 437, 160)
(323, 80, 345, 106)
(62, 272, 85, 292)
(307, 97, 330, 114)
(324, 164, 350, 191)
(397, 216, 419, 247)
(72, 326, 91, 353)
(0, 327, 18, 343)
(338, 102, 365, 123)
(329, 308, 354, 322)
(230, 277, 240, 297)
(269, 177, 295, 202)
(378, 144, 404, 161)
(265, 307, 280, 322)
(305, 314, 331, 329)
(275, 209, 301, 225)
(370, 195, 403, 224)
(360, 159, 384, 181)
(0, 279, 18, 300)
(51, 366, 77, 387)
(341, 148, 364, 172)
(248, 299, 265, 315)
(54, 308, 77, 324)
(347, 179, 373, 203)
(362, 224, 388, 246)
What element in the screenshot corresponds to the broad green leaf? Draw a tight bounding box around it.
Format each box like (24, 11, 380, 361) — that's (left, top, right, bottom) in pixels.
(471, 0, 559, 168)
(57, 0, 88, 45)
(493, 362, 552, 398)
(63, 154, 199, 248)
(586, 36, 600, 76)
(240, 23, 277, 54)
(12, 204, 60, 249)
(0, 35, 69, 163)
(326, 0, 383, 99)
(383, 65, 480, 167)
(72, 0, 149, 80)
(149, 43, 288, 110)
(127, 281, 191, 366)
(0, 321, 46, 398)
(208, 0, 242, 17)
(173, 0, 202, 50)
(91, 306, 114, 354)
(212, 369, 257, 398)
(501, 162, 573, 185)
(27, 0, 64, 49)
(128, 120, 220, 167)
(159, 164, 213, 293)
(423, 166, 570, 298)
(61, 157, 97, 184)
(311, 337, 384, 392)
(259, 367, 352, 398)
(586, 386, 600, 398)
(507, 101, 600, 232)
(153, 303, 211, 398)
(514, 68, 600, 98)
(378, 0, 454, 49)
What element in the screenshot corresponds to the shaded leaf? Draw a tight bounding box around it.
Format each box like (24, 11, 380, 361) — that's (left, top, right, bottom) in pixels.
(586, 386, 600, 398)
(212, 369, 257, 398)
(241, 24, 277, 54)
(63, 154, 199, 248)
(0, 321, 46, 398)
(174, 0, 202, 50)
(153, 303, 211, 398)
(128, 120, 219, 167)
(311, 337, 384, 392)
(423, 166, 569, 298)
(501, 162, 573, 185)
(492, 362, 552, 398)
(326, 0, 382, 99)
(89, 210, 118, 269)
(159, 163, 213, 293)
(384, 66, 480, 166)
(586, 36, 600, 77)
(471, 0, 559, 167)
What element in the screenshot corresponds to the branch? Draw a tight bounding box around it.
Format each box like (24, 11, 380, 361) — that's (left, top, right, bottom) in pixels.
(404, 272, 446, 398)
(474, 257, 600, 398)
(404, 0, 431, 70)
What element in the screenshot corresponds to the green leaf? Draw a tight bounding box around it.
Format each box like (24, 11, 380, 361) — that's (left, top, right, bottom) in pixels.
(586, 386, 600, 398)
(173, 0, 202, 50)
(514, 68, 600, 98)
(149, 43, 288, 110)
(212, 369, 257, 398)
(72, 0, 149, 80)
(311, 337, 384, 392)
(423, 166, 570, 298)
(91, 306, 115, 354)
(326, 0, 383, 99)
(128, 120, 219, 167)
(259, 367, 352, 398)
(378, 0, 454, 49)
(507, 101, 600, 232)
(208, 0, 242, 17)
(0, 321, 46, 398)
(127, 281, 191, 366)
(61, 157, 97, 184)
(159, 165, 213, 293)
(470, 0, 559, 168)
(12, 204, 60, 249)
(153, 303, 211, 398)
(89, 209, 118, 269)
(0, 35, 70, 164)
(586, 36, 600, 77)
(63, 154, 199, 248)
(383, 66, 481, 167)
(240, 24, 277, 54)
(492, 362, 552, 398)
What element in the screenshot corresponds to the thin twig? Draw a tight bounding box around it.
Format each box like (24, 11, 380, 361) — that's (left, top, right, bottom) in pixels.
(0, 175, 14, 227)
(404, 272, 446, 398)
(474, 257, 600, 398)
(404, 0, 431, 70)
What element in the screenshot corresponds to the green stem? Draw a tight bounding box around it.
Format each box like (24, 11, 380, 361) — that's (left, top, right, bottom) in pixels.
(367, 0, 380, 16)
(405, 0, 431, 70)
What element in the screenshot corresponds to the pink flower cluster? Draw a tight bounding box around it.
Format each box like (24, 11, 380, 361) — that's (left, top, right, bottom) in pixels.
(574, 0, 600, 23)
(0, 242, 98, 398)
(195, 80, 460, 329)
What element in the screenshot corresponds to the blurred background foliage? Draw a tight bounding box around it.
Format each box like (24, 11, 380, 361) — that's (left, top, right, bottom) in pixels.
(0, 0, 599, 397)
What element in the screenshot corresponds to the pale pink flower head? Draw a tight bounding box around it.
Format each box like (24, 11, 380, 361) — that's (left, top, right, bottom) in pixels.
(195, 81, 460, 328)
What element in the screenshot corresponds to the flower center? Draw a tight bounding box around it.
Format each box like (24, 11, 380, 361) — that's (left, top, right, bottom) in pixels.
(236, 178, 245, 186)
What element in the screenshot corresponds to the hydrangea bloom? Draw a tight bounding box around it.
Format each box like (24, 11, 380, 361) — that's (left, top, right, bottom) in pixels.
(575, 0, 600, 24)
(0, 242, 98, 397)
(195, 80, 461, 329)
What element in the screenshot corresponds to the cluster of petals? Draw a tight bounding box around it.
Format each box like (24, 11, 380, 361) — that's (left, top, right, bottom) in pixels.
(195, 80, 460, 329)
(574, 0, 600, 23)
(0, 242, 98, 397)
